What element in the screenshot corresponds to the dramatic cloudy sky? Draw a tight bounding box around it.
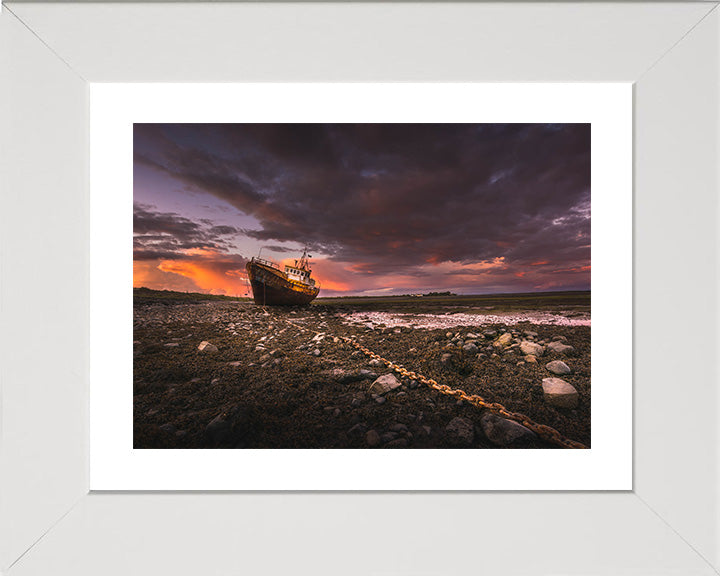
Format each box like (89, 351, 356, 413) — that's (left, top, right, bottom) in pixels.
(134, 123, 590, 297)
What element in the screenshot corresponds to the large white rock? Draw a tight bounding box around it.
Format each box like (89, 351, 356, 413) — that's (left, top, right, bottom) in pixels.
(541, 377, 579, 408)
(545, 360, 571, 375)
(519, 340, 544, 357)
(480, 412, 536, 447)
(368, 373, 401, 395)
(546, 341, 575, 355)
(493, 333, 513, 348)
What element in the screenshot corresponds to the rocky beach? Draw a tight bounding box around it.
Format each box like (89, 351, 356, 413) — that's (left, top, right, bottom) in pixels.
(134, 293, 590, 449)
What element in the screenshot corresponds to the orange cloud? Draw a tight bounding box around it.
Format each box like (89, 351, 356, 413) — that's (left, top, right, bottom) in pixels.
(157, 259, 247, 295)
(133, 260, 202, 293)
(551, 265, 591, 274)
(134, 244, 250, 296)
(295, 258, 353, 292)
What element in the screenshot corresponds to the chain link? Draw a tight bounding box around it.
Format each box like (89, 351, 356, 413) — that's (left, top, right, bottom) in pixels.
(275, 311, 587, 450)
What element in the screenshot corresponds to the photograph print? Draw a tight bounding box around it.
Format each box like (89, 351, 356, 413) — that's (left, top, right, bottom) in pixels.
(133, 123, 590, 450)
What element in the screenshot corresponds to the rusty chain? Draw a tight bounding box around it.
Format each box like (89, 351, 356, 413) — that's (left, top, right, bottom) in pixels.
(273, 311, 587, 450)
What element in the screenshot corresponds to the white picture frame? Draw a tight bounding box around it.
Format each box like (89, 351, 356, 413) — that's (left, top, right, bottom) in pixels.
(1, 2, 718, 575)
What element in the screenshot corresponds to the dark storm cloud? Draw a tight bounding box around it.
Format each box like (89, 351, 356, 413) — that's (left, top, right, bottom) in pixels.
(133, 203, 240, 260)
(261, 244, 300, 254)
(134, 124, 590, 281)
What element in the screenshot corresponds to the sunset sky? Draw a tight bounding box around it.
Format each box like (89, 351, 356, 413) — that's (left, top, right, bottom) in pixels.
(134, 123, 590, 297)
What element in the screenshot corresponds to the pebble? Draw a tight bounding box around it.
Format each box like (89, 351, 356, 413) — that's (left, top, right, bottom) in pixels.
(541, 377, 579, 408)
(480, 412, 536, 447)
(198, 341, 218, 353)
(494, 333, 513, 347)
(445, 417, 475, 446)
(381, 432, 398, 443)
(441, 353, 453, 364)
(546, 341, 574, 355)
(366, 430, 381, 447)
(327, 368, 378, 384)
(369, 359, 383, 367)
(164, 343, 180, 347)
(369, 373, 402, 395)
(462, 342, 479, 354)
(545, 360, 572, 375)
(524, 355, 537, 364)
(519, 341, 544, 357)
(375, 397, 387, 404)
(312, 349, 322, 356)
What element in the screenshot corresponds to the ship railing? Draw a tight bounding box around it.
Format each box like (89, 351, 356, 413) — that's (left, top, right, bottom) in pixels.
(252, 256, 281, 270)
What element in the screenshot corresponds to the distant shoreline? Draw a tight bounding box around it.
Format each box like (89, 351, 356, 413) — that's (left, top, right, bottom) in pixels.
(134, 286, 590, 301)
(133, 287, 590, 314)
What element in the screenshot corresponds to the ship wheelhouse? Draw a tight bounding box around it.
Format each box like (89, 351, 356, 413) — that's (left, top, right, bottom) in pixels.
(284, 264, 316, 286)
(282, 248, 316, 286)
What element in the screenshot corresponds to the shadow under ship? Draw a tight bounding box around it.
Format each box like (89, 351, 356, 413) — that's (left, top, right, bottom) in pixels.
(246, 248, 320, 306)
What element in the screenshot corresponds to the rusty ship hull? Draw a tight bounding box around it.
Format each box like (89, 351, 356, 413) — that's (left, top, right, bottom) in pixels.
(246, 260, 319, 306)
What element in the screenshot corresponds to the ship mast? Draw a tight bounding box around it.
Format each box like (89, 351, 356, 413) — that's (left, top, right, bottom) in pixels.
(295, 247, 312, 271)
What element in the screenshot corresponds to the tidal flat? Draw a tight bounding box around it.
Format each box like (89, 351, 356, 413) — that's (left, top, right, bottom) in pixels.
(133, 291, 590, 449)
